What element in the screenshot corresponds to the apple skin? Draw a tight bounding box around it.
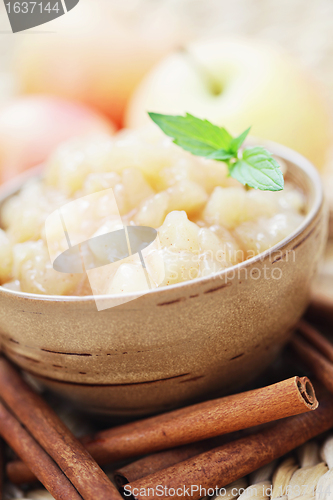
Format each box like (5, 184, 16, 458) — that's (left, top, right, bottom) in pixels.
(126, 38, 331, 169)
(13, 1, 187, 128)
(0, 96, 115, 183)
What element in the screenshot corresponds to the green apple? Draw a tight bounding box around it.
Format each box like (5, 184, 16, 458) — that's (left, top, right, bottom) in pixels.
(126, 38, 330, 169)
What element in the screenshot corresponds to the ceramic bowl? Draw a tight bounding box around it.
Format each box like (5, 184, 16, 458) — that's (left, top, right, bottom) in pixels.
(0, 143, 327, 416)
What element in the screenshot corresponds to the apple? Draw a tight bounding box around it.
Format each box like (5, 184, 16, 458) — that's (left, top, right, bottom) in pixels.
(0, 96, 115, 183)
(126, 38, 331, 169)
(13, 1, 187, 128)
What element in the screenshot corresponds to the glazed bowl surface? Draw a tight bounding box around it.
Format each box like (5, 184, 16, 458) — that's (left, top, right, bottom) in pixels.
(0, 143, 327, 416)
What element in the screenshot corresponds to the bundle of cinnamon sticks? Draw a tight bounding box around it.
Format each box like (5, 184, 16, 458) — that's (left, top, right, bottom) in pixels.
(0, 357, 122, 500)
(1, 314, 333, 500)
(292, 320, 333, 396)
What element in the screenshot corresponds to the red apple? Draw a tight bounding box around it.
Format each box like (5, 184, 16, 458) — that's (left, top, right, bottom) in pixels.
(13, 1, 187, 127)
(0, 96, 115, 183)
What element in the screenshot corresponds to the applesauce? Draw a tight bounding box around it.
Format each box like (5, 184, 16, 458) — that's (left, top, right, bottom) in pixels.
(0, 128, 306, 296)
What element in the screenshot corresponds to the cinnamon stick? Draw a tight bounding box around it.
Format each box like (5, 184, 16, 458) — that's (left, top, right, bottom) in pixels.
(298, 320, 333, 362)
(125, 390, 333, 500)
(82, 375, 318, 457)
(115, 428, 276, 486)
(309, 291, 333, 322)
(0, 400, 81, 500)
(291, 335, 333, 394)
(115, 444, 210, 487)
(0, 357, 121, 500)
(114, 438, 232, 487)
(7, 376, 317, 485)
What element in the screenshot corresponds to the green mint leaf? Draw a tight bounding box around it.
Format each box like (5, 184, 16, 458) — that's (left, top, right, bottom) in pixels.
(229, 126, 251, 154)
(205, 149, 235, 161)
(148, 112, 233, 156)
(229, 147, 284, 191)
(148, 112, 284, 191)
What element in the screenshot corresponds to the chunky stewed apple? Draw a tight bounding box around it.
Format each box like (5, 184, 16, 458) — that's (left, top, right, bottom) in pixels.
(0, 129, 306, 295)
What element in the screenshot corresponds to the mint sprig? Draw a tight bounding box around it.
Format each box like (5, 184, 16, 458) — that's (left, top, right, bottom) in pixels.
(149, 112, 284, 192)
